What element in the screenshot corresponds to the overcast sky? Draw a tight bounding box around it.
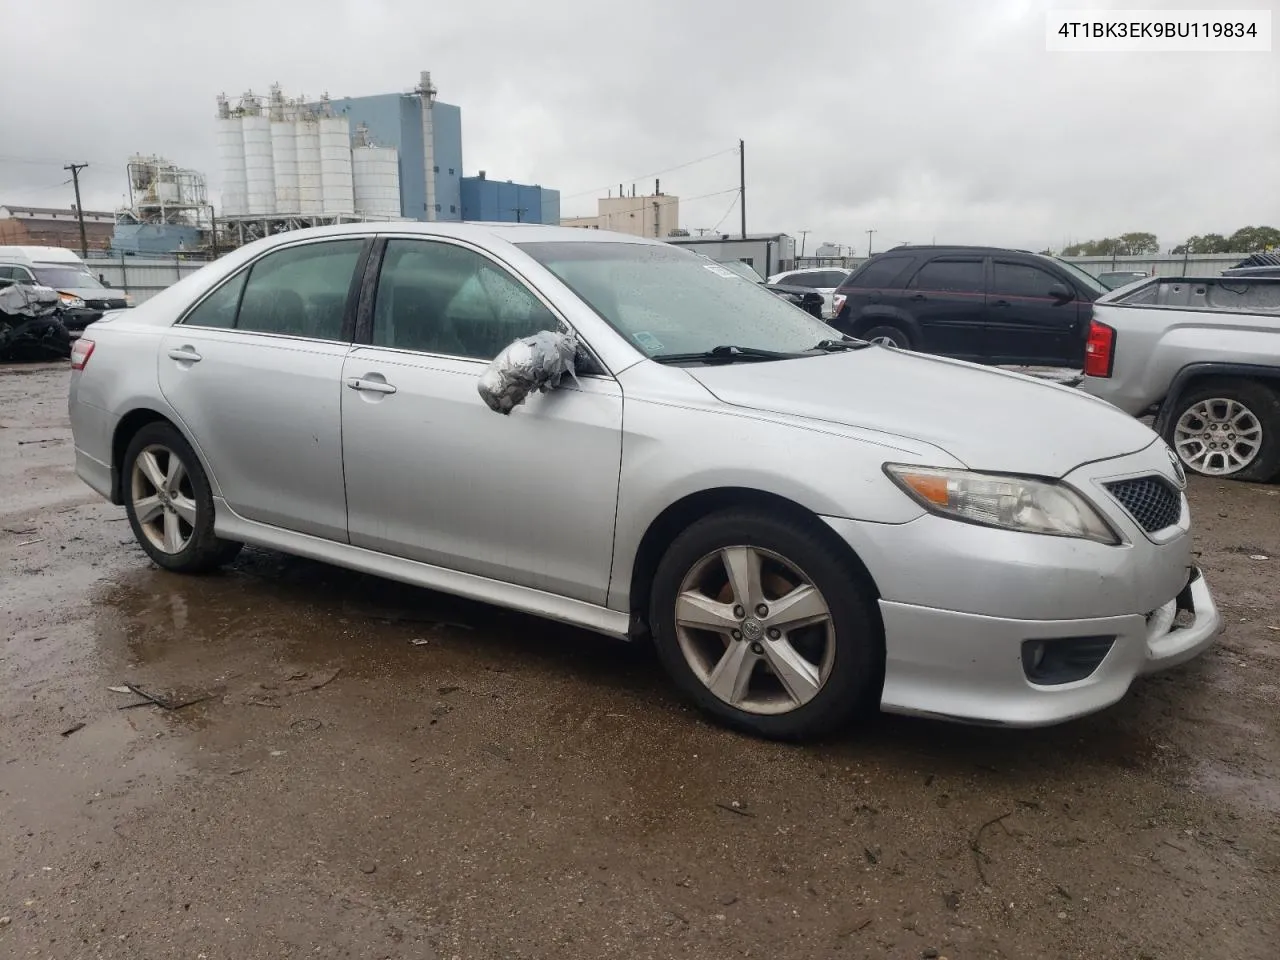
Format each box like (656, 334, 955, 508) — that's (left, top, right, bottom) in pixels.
(0, 0, 1275, 254)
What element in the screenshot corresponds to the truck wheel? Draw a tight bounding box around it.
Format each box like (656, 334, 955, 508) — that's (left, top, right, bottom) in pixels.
(1163, 379, 1280, 482)
(861, 325, 911, 350)
(648, 509, 883, 741)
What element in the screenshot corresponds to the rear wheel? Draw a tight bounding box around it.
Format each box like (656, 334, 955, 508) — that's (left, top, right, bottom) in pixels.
(649, 510, 883, 741)
(860, 324, 911, 350)
(123, 422, 243, 572)
(1162, 379, 1280, 482)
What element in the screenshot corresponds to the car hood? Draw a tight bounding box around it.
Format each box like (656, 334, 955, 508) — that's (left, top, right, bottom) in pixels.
(683, 348, 1158, 477)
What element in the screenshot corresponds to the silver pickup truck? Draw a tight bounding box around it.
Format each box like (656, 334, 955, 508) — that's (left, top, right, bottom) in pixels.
(1080, 275, 1280, 482)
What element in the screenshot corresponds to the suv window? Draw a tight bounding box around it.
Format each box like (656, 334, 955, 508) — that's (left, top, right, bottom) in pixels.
(846, 255, 913, 289)
(235, 240, 363, 340)
(372, 239, 562, 360)
(993, 261, 1064, 299)
(908, 259, 984, 294)
(182, 272, 247, 329)
(819, 270, 849, 287)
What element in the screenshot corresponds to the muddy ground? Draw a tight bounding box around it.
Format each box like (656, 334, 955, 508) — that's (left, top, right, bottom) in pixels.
(2, 362, 1278, 960)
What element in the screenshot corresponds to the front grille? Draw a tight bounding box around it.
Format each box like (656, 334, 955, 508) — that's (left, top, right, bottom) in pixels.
(86, 299, 127, 310)
(1105, 475, 1182, 532)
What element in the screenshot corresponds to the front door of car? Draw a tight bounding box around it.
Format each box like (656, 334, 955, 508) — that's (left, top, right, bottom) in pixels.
(901, 257, 987, 359)
(156, 237, 368, 542)
(985, 259, 1081, 365)
(339, 237, 623, 606)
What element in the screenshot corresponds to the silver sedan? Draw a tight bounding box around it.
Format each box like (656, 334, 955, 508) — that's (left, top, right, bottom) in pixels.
(68, 223, 1222, 740)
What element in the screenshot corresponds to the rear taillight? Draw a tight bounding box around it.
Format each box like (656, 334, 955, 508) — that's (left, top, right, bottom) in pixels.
(1083, 320, 1114, 378)
(70, 338, 95, 370)
(832, 294, 847, 316)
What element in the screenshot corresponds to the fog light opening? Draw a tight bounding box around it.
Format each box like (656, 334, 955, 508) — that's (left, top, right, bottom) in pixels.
(1021, 636, 1116, 686)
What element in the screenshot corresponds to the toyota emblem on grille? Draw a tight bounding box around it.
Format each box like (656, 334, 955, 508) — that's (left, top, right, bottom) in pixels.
(1167, 447, 1186, 488)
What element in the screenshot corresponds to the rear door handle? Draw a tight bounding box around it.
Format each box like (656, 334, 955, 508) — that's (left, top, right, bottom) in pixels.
(167, 346, 202, 362)
(909, 293, 927, 302)
(345, 376, 397, 395)
(991, 299, 1011, 307)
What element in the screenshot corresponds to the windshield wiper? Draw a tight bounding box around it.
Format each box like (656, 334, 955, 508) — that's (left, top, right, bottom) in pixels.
(652, 344, 804, 365)
(810, 338, 870, 352)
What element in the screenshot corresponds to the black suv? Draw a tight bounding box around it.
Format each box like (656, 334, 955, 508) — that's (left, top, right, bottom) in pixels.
(830, 245, 1108, 367)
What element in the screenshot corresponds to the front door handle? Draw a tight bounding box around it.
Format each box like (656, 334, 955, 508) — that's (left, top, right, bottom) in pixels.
(167, 346, 202, 362)
(991, 299, 1011, 307)
(345, 376, 397, 395)
(908, 293, 927, 302)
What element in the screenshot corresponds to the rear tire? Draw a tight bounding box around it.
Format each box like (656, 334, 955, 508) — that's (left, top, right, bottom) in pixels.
(122, 422, 243, 572)
(648, 509, 883, 741)
(1161, 379, 1280, 482)
(860, 324, 911, 350)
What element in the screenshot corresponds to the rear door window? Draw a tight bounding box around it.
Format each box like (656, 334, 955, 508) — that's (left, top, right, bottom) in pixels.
(908, 259, 985, 294)
(182, 272, 247, 329)
(235, 240, 364, 340)
(846, 255, 914, 289)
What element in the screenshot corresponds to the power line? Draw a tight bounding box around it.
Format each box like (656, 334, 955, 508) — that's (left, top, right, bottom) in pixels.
(710, 193, 739, 233)
(560, 146, 740, 201)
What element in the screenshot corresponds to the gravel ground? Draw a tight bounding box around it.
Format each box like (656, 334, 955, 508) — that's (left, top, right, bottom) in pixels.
(2, 362, 1277, 960)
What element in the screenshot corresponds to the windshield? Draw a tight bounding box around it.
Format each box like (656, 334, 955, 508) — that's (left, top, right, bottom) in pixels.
(715, 259, 763, 282)
(1042, 255, 1107, 296)
(517, 241, 834, 359)
(32, 265, 101, 290)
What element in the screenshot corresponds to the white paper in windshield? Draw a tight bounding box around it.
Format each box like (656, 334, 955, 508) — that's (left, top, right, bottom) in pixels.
(702, 264, 738, 279)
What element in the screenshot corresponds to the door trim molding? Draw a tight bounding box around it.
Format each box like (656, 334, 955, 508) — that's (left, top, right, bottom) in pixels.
(213, 498, 632, 639)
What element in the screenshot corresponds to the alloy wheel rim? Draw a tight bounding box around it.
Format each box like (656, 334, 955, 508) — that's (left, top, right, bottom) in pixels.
(130, 444, 197, 554)
(673, 545, 836, 716)
(1173, 398, 1262, 476)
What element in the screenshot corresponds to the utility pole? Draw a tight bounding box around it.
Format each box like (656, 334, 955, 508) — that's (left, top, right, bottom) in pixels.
(65, 163, 90, 258)
(798, 230, 810, 258)
(865, 228, 877, 258)
(738, 139, 746, 240)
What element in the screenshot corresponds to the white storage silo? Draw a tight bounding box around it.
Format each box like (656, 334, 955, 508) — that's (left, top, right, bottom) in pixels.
(216, 117, 247, 216)
(295, 116, 323, 215)
(352, 146, 401, 220)
(242, 114, 276, 215)
(319, 115, 354, 215)
(271, 119, 299, 214)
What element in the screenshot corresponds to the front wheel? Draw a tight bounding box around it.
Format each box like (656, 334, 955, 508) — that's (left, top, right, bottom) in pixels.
(123, 422, 243, 572)
(1162, 379, 1280, 482)
(649, 510, 883, 741)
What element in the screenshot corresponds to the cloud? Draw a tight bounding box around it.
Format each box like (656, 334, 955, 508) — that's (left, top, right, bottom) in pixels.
(0, 0, 1275, 252)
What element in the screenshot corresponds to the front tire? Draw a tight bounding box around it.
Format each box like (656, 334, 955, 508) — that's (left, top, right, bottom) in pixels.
(122, 422, 243, 572)
(1162, 379, 1280, 482)
(648, 509, 883, 741)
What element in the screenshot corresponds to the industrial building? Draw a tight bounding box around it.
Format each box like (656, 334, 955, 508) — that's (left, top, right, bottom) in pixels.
(0, 205, 115, 252)
(667, 233, 797, 280)
(561, 182, 680, 238)
(112, 155, 212, 255)
(459, 172, 559, 225)
(213, 70, 560, 244)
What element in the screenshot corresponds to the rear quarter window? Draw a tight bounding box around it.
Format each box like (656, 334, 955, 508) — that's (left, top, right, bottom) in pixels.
(844, 255, 914, 290)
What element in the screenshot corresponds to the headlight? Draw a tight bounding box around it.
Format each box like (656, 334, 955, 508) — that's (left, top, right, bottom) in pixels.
(59, 293, 86, 309)
(884, 464, 1120, 544)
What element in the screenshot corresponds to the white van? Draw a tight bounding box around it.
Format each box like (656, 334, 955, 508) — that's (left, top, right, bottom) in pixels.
(0, 246, 131, 331)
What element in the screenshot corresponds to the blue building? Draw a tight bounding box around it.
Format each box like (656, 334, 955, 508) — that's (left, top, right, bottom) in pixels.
(314, 74, 462, 222)
(459, 173, 560, 225)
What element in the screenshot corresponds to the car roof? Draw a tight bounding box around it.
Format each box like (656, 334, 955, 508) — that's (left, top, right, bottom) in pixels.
(0, 245, 88, 265)
(878, 244, 1039, 256)
(232, 221, 668, 249)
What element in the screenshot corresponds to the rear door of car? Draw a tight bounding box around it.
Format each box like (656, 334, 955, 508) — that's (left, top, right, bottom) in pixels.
(157, 236, 369, 542)
(986, 258, 1082, 365)
(339, 235, 623, 605)
(900, 256, 987, 359)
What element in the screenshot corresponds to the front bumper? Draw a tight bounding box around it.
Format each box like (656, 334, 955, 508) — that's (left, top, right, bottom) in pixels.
(870, 567, 1220, 726)
(822, 437, 1223, 726)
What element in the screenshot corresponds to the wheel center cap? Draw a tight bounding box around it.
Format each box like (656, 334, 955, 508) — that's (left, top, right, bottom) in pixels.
(741, 618, 764, 642)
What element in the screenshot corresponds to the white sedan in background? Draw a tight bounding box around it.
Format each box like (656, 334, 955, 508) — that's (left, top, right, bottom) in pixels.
(766, 267, 851, 318)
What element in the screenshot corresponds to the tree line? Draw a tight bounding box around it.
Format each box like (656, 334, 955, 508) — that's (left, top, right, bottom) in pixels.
(1054, 226, 1279, 258)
